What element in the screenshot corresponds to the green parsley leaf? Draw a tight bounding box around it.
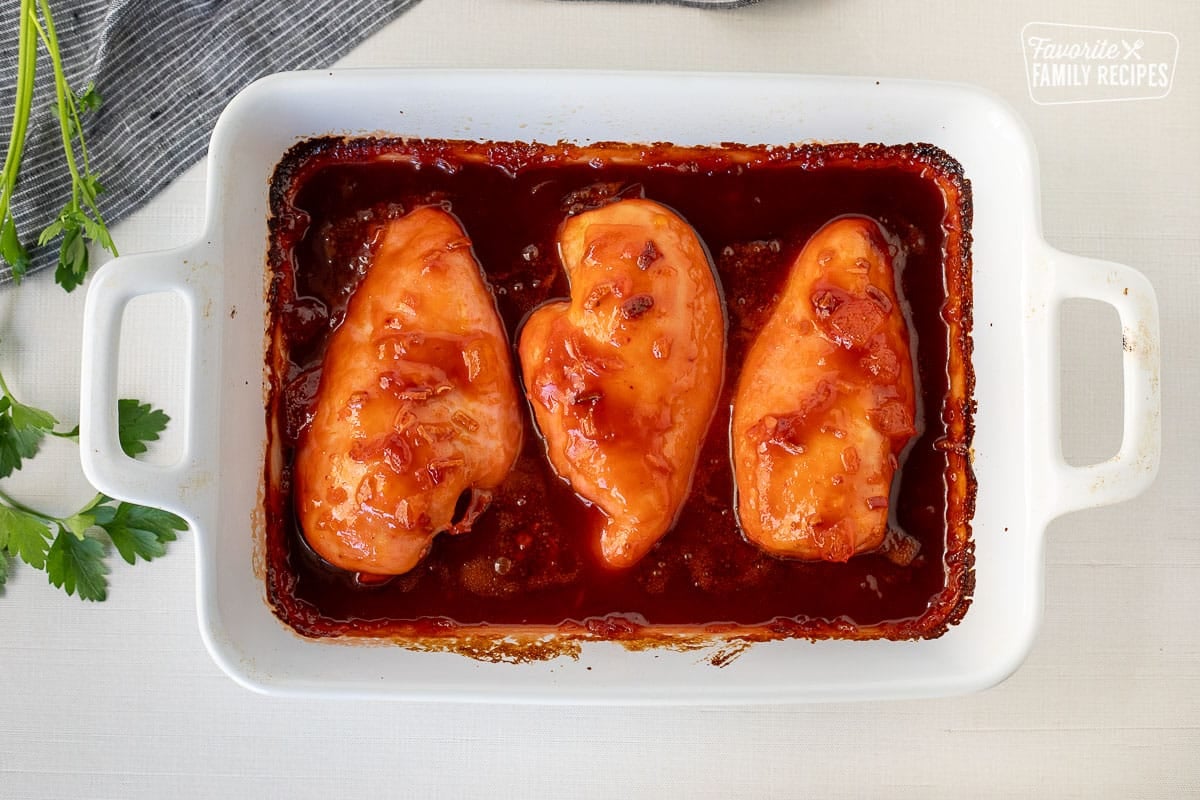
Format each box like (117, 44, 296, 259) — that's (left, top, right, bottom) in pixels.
(117, 399, 170, 457)
(62, 511, 94, 539)
(77, 82, 101, 114)
(54, 222, 88, 292)
(1, 215, 30, 281)
(10, 400, 57, 432)
(48, 99, 80, 139)
(78, 174, 99, 206)
(0, 412, 43, 478)
(46, 528, 108, 601)
(0, 371, 184, 601)
(0, 505, 52, 569)
(37, 216, 64, 247)
(81, 215, 106, 245)
(94, 502, 184, 565)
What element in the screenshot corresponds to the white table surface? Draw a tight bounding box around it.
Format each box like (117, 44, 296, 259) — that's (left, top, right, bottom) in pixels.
(2, 0, 1197, 797)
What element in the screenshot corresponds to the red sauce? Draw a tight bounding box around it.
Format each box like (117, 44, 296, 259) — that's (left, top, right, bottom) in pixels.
(264, 139, 975, 646)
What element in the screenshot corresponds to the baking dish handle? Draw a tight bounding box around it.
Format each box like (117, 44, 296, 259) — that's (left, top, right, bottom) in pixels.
(79, 246, 217, 518)
(1043, 248, 1161, 518)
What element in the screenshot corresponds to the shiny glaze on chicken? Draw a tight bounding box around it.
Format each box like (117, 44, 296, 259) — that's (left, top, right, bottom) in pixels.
(518, 199, 725, 568)
(732, 216, 918, 563)
(294, 207, 522, 575)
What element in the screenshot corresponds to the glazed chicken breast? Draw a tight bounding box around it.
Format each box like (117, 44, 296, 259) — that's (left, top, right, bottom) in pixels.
(518, 199, 725, 568)
(732, 216, 918, 563)
(295, 207, 522, 576)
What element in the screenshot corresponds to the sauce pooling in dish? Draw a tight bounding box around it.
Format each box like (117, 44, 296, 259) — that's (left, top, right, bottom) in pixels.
(264, 139, 975, 644)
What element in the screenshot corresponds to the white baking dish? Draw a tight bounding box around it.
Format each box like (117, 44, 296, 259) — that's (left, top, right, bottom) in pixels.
(78, 70, 1160, 703)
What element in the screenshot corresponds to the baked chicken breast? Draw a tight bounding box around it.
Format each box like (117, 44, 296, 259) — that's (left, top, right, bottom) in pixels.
(732, 216, 918, 563)
(518, 199, 725, 568)
(295, 207, 522, 575)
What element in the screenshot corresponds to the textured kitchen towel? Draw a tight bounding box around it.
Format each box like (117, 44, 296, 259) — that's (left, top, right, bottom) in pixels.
(0, 0, 755, 284)
(566, 0, 757, 6)
(0, 0, 423, 284)
(567, 0, 758, 6)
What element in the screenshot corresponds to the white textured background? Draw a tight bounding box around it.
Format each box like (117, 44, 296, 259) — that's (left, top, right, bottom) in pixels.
(1, 0, 1197, 797)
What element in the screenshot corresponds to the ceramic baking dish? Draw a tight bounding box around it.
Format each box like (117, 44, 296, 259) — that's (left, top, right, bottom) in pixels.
(78, 70, 1160, 703)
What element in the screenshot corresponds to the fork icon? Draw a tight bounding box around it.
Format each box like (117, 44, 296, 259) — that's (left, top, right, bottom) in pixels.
(1122, 39, 1145, 60)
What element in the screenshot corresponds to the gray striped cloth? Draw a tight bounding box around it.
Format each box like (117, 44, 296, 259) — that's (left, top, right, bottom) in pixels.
(0, 0, 751, 284)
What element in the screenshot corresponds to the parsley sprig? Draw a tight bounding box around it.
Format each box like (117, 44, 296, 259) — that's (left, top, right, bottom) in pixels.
(0, 3, 184, 601)
(0, 0, 117, 289)
(0, 367, 187, 600)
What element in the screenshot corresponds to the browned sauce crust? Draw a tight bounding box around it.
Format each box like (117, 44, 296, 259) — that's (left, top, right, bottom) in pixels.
(263, 138, 976, 659)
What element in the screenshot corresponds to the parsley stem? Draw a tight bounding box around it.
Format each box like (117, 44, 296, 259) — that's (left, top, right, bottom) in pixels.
(76, 492, 104, 514)
(0, 365, 75, 438)
(30, 3, 82, 207)
(67, 93, 89, 176)
(0, 486, 104, 524)
(0, 0, 37, 234)
(0, 486, 57, 522)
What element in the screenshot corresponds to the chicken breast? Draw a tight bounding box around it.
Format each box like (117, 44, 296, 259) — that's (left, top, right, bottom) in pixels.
(732, 216, 918, 563)
(294, 207, 522, 576)
(518, 199, 725, 568)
